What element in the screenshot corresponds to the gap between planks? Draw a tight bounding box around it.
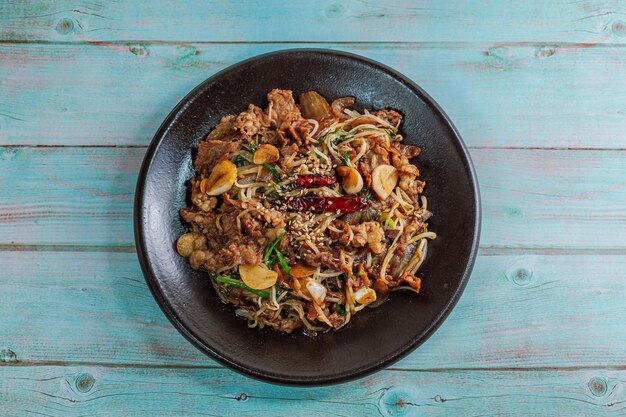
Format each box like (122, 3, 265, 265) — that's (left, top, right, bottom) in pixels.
(3, 360, 626, 372)
(2, 40, 626, 47)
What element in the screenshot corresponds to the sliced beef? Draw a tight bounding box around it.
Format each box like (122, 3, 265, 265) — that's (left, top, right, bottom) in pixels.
(372, 109, 403, 127)
(266, 89, 311, 143)
(393, 142, 421, 159)
(274, 315, 303, 333)
(357, 139, 391, 188)
(267, 89, 300, 128)
(234, 104, 270, 139)
(390, 142, 424, 196)
(206, 115, 237, 141)
(194, 139, 240, 172)
(350, 221, 385, 254)
(327, 312, 346, 328)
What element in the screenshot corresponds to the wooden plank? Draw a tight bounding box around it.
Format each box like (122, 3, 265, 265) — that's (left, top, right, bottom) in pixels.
(1, 366, 625, 416)
(1, 251, 625, 369)
(0, 147, 139, 247)
(2, 0, 626, 43)
(1, 147, 624, 249)
(1, 43, 626, 148)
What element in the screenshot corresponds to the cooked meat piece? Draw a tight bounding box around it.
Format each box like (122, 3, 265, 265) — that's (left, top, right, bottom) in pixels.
(274, 315, 303, 333)
(240, 213, 262, 235)
(346, 275, 362, 290)
(327, 312, 346, 328)
(234, 104, 270, 139)
(206, 115, 237, 141)
(402, 273, 421, 291)
(318, 251, 342, 270)
(399, 175, 426, 196)
(372, 109, 403, 127)
(403, 210, 432, 235)
(182, 206, 267, 273)
(266, 89, 311, 142)
(358, 139, 390, 188)
(350, 221, 385, 254)
(180, 208, 217, 232)
(393, 142, 421, 159)
(220, 235, 266, 267)
(326, 220, 350, 245)
(306, 303, 318, 321)
(194, 140, 240, 172)
(372, 141, 391, 163)
(264, 226, 285, 241)
(358, 163, 372, 189)
(279, 143, 300, 170)
(267, 89, 300, 128)
(390, 149, 410, 171)
(189, 249, 217, 270)
(280, 143, 299, 157)
(339, 250, 354, 277)
(190, 178, 219, 212)
(287, 119, 312, 143)
(216, 208, 235, 231)
(390, 142, 424, 196)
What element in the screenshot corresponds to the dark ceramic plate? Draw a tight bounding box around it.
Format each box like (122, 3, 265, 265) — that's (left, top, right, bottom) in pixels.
(135, 49, 480, 385)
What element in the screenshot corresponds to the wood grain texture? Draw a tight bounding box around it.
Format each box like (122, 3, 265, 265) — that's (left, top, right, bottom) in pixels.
(0, 147, 138, 247)
(1, 147, 624, 249)
(2, 43, 626, 148)
(2, 1, 626, 413)
(2, 251, 625, 369)
(1, 366, 625, 417)
(2, 0, 626, 43)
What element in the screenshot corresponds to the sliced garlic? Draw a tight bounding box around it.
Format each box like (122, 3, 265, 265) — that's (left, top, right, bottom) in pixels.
(371, 164, 398, 200)
(306, 279, 327, 305)
(239, 264, 278, 290)
(353, 287, 377, 305)
(290, 262, 317, 279)
(201, 160, 237, 196)
(176, 233, 196, 257)
(253, 144, 280, 164)
(336, 166, 363, 195)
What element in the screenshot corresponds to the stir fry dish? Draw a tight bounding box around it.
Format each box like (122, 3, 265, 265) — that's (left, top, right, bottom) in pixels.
(176, 89, 436, 335)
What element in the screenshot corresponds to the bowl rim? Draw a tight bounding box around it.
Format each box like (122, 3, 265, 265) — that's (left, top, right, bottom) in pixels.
(134, 48, 481, 386)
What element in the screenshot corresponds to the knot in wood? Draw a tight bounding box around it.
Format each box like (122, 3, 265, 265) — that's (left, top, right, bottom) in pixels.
(0, 348, 17, 363)
(55, 18, 76, 35)
(75, 372, 95, 393)
(588, 377, 607, 397)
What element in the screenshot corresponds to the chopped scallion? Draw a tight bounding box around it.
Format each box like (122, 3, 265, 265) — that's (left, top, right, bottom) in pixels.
(336, 302, 347, 316)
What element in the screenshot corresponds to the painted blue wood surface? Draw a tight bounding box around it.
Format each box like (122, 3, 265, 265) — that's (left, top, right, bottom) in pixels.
(1, 1, 626, 415)
(2, 0, 626, 43)
(1, 251, 625, 369)
(2, 42, 626, 148)
(2, 366, 624, 416)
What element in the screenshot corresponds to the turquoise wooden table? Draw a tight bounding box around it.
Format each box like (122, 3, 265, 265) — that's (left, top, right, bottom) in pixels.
(1, 1, 626, 415)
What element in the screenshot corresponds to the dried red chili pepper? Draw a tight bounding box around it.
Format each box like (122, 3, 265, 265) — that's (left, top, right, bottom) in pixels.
(285, 196, 367, 213)
(296, 175, 337, 188)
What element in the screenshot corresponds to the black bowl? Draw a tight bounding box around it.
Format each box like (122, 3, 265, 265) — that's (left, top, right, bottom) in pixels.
(135, 49, 480, 385)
